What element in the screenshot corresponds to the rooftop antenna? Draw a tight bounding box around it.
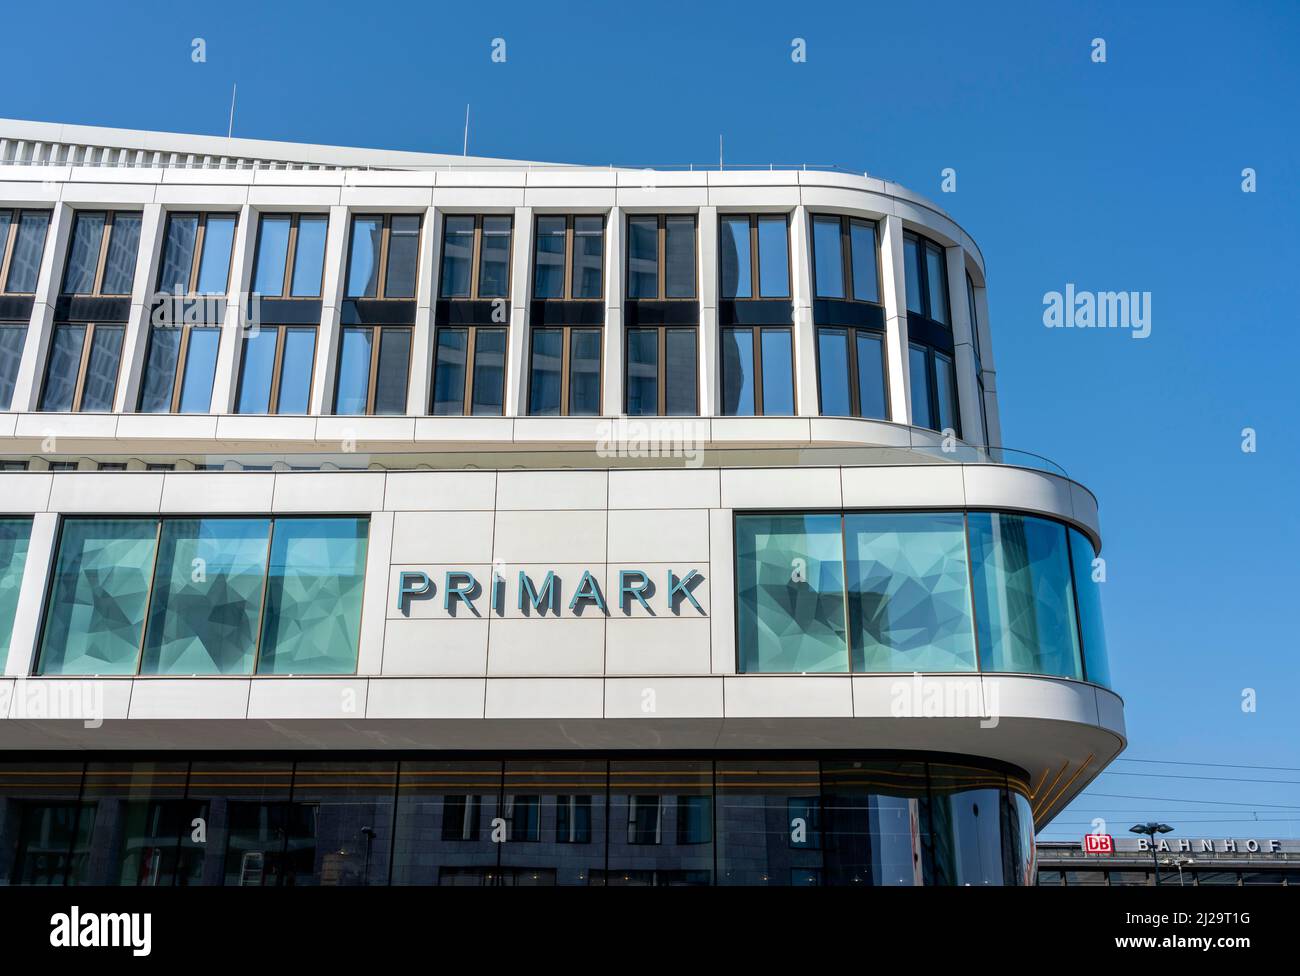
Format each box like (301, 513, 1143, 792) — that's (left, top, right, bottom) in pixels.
(227, 83, 237, 139)
(463, 104, 470, 156)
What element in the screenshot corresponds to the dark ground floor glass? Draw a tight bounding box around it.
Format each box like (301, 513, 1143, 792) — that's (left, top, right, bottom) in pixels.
(0, 754, 1036, 886)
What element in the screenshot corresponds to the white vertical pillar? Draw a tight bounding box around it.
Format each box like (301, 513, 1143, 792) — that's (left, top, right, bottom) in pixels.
(3, 512, 58, 676)
(697, 206, 718, 416)
(114, 202, 166, 412)
(602, 206, 623, 416)
(408, 207, 441, 415)
(210, 203, 256, 413)
(309, 204, 349, 415)
(945, 244, 984, 447)
(789, 205, 818, 415)
(973, 283, 1002, 447)
(879, 214, 912, 424)
(506, 207, 533, 415)
(10, 203, 73, 412)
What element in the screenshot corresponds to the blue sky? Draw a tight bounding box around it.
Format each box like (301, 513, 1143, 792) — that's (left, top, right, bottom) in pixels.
(5, 0, 1298, 838)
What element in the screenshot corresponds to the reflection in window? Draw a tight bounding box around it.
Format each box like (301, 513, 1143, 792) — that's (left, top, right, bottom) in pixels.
(252, 214, 327, 298)
(334, 326, 411, 415)
(62, 212, 140, 296)
(626, 215, 696, 300)
(904, 231, 950, 326)
(908, 342, 959, 435)
(720, 215, 789, 299)
(606, 762, 712, 885)
(1069, 528, 1110, 687)
(625, 326, 697, 416)
(38, 323, 124, 412)
(721, 327, 793, 416)
(138, 326, 220, 414)
(820, 762, 927, 885)
(432, 326, 506, 416)
(532, 215, 604, 301)
(346, 214, 421, 299)
(0, 325, 27, 410)
(157, 213, 236, 295)
(236, 326, 316, 414)
(1, 210, 50, 294)
(0, 519, 33, 661)
(716, 762, 822, 885)
(391, 762, 500, 884)
(817, 327, 887, 419)
(527, 327, 600, 416)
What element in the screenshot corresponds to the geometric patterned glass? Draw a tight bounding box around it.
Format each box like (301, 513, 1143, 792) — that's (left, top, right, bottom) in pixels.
(967, 513, 1080, 678)
(37, 519, 158, 675)
(735, 514, 847, 673)
(1069, 528, 1110, 687)
(140, 518, 272, 675)
(256, 517, 368, 675)
(845, 513, 976, 672)
(0, 518, 32, 661)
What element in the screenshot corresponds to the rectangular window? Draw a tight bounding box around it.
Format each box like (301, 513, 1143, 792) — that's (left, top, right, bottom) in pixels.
(0, 519, 33, 662)
(527, 326, 601, 416)
(61, 211, 141, 297)
(235, 326, 316, 414)
(345, 214, 421, 299)
(157, 212, 237, 295)
(812, 216, 844, 299)
(721, 326, 794, 416)
(904, 231, 951, 326)
(909, 342, 933, 430)
(908, 342, 960, 435)
(334, 326, 411, 415)
(0, 210, 50, 294)
(720, 215, 790, 300)
(813, 215, 880, 304)
(966, 273, 990, 445)
(138, 326, 220, 413)
(431, 326, 507, 416)
(439, 215, 513, 300)
(252, 214, 327, 298)
(0, 325, 26, 411)
(925, 243, 950, 325)
(625, 326, 697, 416)
(36, 516, 368, 676)
(532, 215, 605, 301)
(38, 323, 124, 412)
(626, 215, 697, 300)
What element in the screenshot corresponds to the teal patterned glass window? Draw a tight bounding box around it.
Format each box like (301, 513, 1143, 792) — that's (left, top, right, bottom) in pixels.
(968, 513, 1080, 678)
(140, 518, 272, 675)
(1069, 528, 1110, 687)
(844, 513, 976, 672)
(735, 514, 847, 673)
(38, 519, 158, 675)
(257, 517, 368, 675)
(0, 519, 32, 661)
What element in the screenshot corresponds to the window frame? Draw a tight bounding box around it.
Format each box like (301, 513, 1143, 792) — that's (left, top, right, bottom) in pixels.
(720, 325, 796, 416)
(332, 325, 413, 416)
(527, 325, 603, 417)
(251, 213, 328, 300)
(814, 325, 890, 419)
(719, 213, 793, 301)
(38, 321, 125, 412)
(430, 325, 508, 417)
(908, 340, 961, 437)
(966, 271, 990, 446)
(903, 230, 952, 327)
(624, 324, 699, 416)
(531, 214, 606, 302)
(625, 214, 697, 301)
(810, 214, 881, 304)
(345, 213, 423, 301)
(439, 213, 514, 301)
(156, 211, 238, 296)
(137, 324, 221, 414)
(0, 209, 51, 295)
(234, 324, 318, 415)
(60, 210, 142, 297)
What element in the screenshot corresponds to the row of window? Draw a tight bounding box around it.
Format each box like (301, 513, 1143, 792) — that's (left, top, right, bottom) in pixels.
(0, 759, 1035, 886)
(735, 510, 1109, 684)
(1038, 868, 1293, 886)
(0, 517, 369, 678)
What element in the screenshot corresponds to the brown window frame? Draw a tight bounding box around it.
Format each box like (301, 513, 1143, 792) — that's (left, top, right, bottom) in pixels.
(345, 213, 423, 300)
(156, 211, 239, 296)
(138, 324, 222, 414)
(625, 214, 698, 301)
(430, 324, 509, 416)
(532, 214, 605, 302)
(527, 325, 603, 417)
(719, 213, 792, 301)
(0, 208, 51, 295)
(624, 325, 699, 416)
(720, 325, 796, 416)
(810, 214, 882, 305)
(251, 213, 328, 300)
(60, 210, 142, 297)
(38, 321, 126, 412)
(333, 324, 413, 416)
(814, 325, 890, 420)
(439, 214, 513, 301)
(234, 324, 319, 415)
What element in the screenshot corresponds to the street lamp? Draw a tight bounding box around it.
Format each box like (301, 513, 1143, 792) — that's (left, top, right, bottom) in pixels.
(1130, 822, 1175, 885)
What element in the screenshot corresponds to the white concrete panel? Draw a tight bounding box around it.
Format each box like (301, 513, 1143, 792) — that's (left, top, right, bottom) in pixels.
(710, 416, 810, 444)
(708, 508, 735, 675)
(487, 617, 605, 675)
(338, 186, 433, 209)
(247, 679, 368, 719)
(852, 673, 986, 719)
(1094, 687, 1127, 737)
(961, 465, 1075, 524)
(3, 678, 133, 722)
(380, 618, 489, 676)
(127, 679, 251, 719)
(0, 473, 51, 513)
(604, 677, 724, 718)
(160, 473, 275, 513)
(214, 415, 319, 442)
(720, 467, 841, 509)
(357, 510, 394, 675)
(315, 416, 416, 444)
(808, 417, 914, 447)
(723, 676, 854, 718)
(114, 414, 220, 441)
(15, 413, 119, 440)
(608, 469, 720, 509)
(1070, 482, 1102, 544)
(366, 677, 485, 718)
(492, 509, 606, 564)
(271, 472, 386, 513)
(384, 471, 498, 511)
(47, 473, 164, 513)
(390, 511, 495, 564)
(412, 417, 515, 442)
(607, 509, 710, 563)
(604, 618, 712, 675)
(495, 470, 607, 510)
(4, 513, 57, 676)
(839, 465, 966, 509)
(484, 678, 603, 718)
(983, 674, 1100, 727)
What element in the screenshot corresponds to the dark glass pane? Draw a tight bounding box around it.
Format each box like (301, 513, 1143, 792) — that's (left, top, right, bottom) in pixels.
(252, 217, 290, 296)
(391, 762, 501, 885)
(291, 216, 327, 297)
(80, 325, 124, 411)
(568, 329, 601, 415)
(0, 763, 89, 885)
(571, 216, 603, 299)
(178, 328, 220, 414)
(431, 328, 467, 415)
(0, 326, 26, 411)
(384, 216, 420, 299)
(62, 213, 105, 294)
(0, 213, 9, 279)
(478, 216, 511, 298)
(855, 331, 887, 419)
(101, 214, 141, 295)
(7, 212, 50, 293)
(720, 327, 754, 416)
(77, 763, 193, 885)
(40, 325, 84, 412)
(470, 328, 506, 416)
(335, 327, 372, 415)
(820, 761, 928, 885)
(532, 217, 565, 299)
(904, 235, 923, 314)
(606, 762, 712, 885)
(849, 220, 879, 303)
(528, 329, 562, 415)
(138, 328, 183, 413)
(720, 217, 750, 299)
(927, 766, 1007, 885)
(760, 328, 793, 415)
(158, 214, 199, 294)
(716, 761, 822, 886)
(935, 351, 958, 434)
(236, 328, 276, 414)
(288, 763, 396, 886)
(625, 328, 657, 416)
(1070, 528, 1111, 687)
(812, 217, 844, 299)
(277, 328, 315, 413)
(664, 216, 696, 298)
(500, 762, 607, 885)
(627, 217, 658, 299)
(197, 215, 236, 294)
(757, 217, 789, 298)
(374, 328, 411, 415)
(664, 328, 697, 416)
(346, 217, 383, 298)
(817, 328, 851, 415)
(439, 216, 474, 298)
(926, 243, 950, 325)
(909, 344, 933, 430)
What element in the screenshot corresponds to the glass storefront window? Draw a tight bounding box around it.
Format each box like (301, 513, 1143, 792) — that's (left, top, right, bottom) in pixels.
(1069, 528, 1111, 687)
(717, 761, 822, 886)
(927, 764, 1012, 886)
(391, 762, 502, 885)
(0, 518, 32, 661)
(820, 761, 928, 886)
(606, 762, 712, 885)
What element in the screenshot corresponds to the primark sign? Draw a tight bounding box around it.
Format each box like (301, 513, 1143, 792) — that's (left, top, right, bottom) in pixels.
(396, 568, 705, 616)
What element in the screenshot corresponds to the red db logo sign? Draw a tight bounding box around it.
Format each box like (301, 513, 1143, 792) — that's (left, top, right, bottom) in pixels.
(1083, 834, 1114, 853)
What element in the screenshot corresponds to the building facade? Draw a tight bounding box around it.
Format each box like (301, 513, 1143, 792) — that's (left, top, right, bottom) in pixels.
(1038, 839, 1300, 886)
(0, 119, 1123, 886)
